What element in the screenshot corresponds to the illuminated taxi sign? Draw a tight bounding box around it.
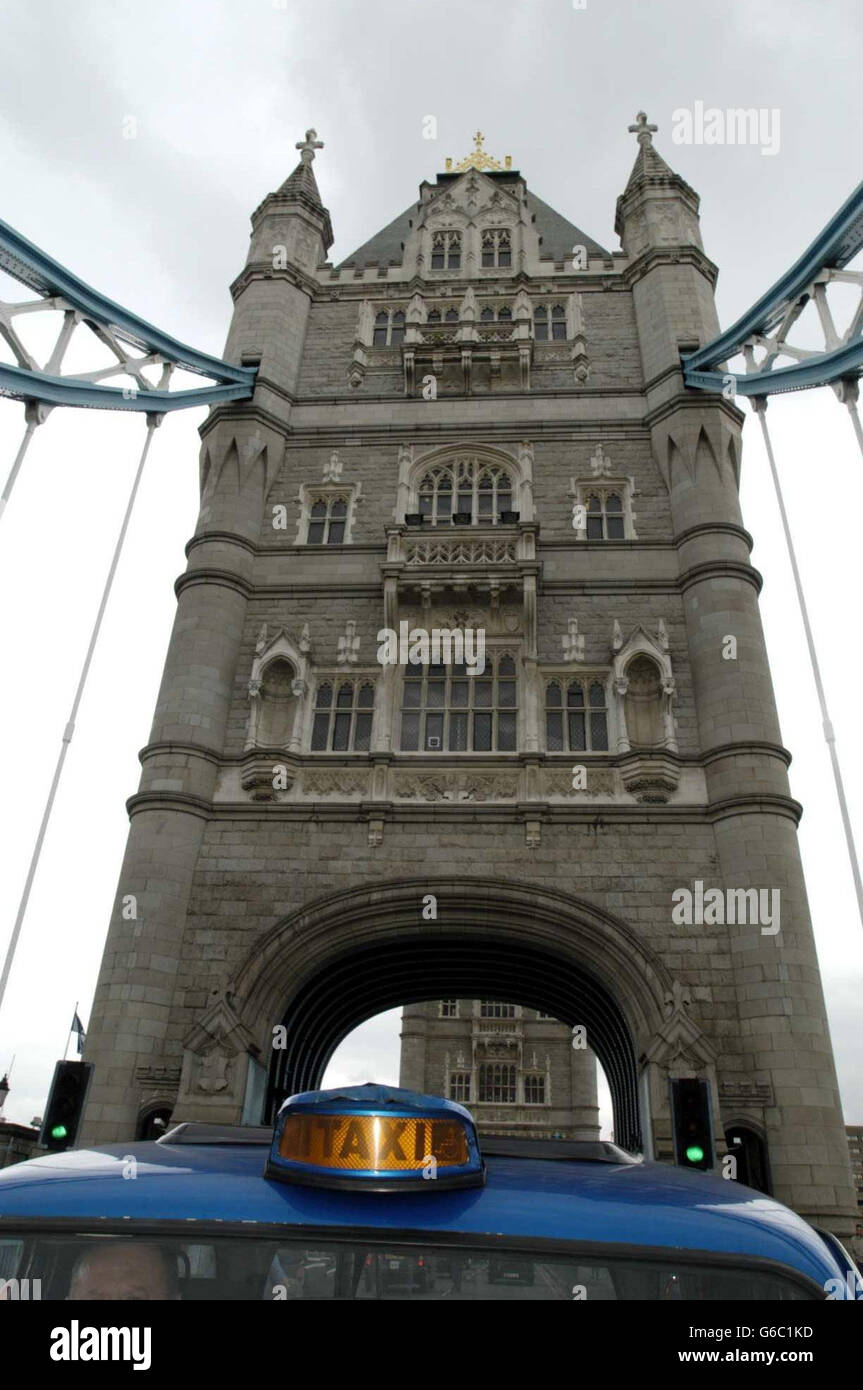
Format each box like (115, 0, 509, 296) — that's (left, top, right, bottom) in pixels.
(266, 1083, 484, 1191)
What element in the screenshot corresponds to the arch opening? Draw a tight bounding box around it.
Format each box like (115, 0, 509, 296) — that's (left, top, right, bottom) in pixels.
(266, 934, 642, 1151)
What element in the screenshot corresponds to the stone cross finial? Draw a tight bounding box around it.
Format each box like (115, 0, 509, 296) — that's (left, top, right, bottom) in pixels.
(628, 111, 658, 147)
(590, 443, 612, 478)
(296, 128, 324, 165)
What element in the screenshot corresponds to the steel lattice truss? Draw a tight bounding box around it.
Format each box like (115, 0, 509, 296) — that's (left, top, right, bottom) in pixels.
(684, 177, 863, 398)
(0, 216, 255, 413)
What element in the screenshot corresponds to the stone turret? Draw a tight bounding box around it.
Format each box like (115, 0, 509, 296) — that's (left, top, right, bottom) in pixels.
(620, 113, 856, 1231)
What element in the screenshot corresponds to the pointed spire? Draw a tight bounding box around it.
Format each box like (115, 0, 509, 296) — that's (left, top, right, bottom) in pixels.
(250, 125, 333, 257)
(277, 128, 326, 205)
(621, 111, 680, 197)
(615, 111, 700, 248)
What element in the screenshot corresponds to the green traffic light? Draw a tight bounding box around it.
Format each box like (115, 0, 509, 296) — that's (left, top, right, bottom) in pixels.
(51, 1125, 68, 1140)
(685, 1144, 705, 1163)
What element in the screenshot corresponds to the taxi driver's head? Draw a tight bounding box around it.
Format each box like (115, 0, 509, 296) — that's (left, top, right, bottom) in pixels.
(68, 1241, 180, 1301)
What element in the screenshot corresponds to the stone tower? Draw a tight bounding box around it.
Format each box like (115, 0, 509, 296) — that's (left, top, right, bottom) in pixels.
(399, 1000, 600, 1141)
(80, 121, 857, 1240)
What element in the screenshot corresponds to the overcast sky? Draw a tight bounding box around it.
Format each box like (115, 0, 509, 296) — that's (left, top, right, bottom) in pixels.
(0, 0, 861, 1139)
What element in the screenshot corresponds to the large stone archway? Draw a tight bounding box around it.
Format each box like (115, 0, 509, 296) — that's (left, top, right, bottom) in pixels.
(174, 878, 697, 1154)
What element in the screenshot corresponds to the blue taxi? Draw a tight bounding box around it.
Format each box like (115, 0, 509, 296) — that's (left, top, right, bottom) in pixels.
(0, 1084, 859, 1301)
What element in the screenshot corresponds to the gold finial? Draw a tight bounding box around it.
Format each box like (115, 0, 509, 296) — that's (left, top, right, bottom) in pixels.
(445, 131, 512, 173)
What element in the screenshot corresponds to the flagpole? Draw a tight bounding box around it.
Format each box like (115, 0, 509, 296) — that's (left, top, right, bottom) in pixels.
(62, 1003, 77, 1063)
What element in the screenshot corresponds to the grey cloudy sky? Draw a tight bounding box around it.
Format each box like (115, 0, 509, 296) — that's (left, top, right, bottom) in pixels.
(0, 0, 861, 1136)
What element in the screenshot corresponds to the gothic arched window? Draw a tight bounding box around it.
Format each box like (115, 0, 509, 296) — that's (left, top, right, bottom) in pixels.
(482, 230, 511, 269)
(478, 1063, 516, 1103)
(372, 311, 406, 347)
(399, 652, 518, 753)
(545, 679, 608, 752)
(534, 306, 548, 341)
(431, 231, 461, 270)
(306, 496, 348, 545)
(427, 309, 441, 324)
(416, 458, 514, 526)
(586, 491, 625, 540)
(551, 304, 567, 340)
(480, 1001, 516, 1018)
(311, 680, 375, 752)
(445, 308, 459, 323)
(449, 1072, 471, 1103)
(524, 1074, 546, 1105)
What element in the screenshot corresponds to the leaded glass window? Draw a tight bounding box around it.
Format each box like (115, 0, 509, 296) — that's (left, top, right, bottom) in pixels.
(400, 654, 518, 753)
(586, 491, 625, 540)
(416, 459, 513, 525)
(478, 1063, 516, 1103)
(480, 1002, 516, 1018)
(306, 496, 348, 545)
(524, 1074, 546, 1105)
(449, 1072, 471, 1103)
(311, 681, 374, 751)
(481, 230, 511, 268)
(545, 680, 608, 752)
(431, 231, 461, 270)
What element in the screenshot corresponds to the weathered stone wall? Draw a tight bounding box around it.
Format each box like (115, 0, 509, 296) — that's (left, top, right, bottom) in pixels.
(79, 143, 859, 1239)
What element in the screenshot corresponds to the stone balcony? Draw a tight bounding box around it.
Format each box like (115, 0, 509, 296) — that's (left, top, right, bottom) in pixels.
(381, 521, 540, 622)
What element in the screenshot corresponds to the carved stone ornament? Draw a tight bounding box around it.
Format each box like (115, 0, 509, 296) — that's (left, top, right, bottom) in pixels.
(395, 773, 518, 803)
(241, 755, 297, 802)
(337, 620, 361, 666)
(619, 751, 680, 803)
(134, 1065, 181, 1087)
(562, 617, 585, 663)
(543, 769, 616, 798)
(718, 1079, 775, 1107)
(197, 1047, 231, 1094)
(302, 770, 369, 799)
(323, 450, 343, 483)
(176, 991, 260, 1115)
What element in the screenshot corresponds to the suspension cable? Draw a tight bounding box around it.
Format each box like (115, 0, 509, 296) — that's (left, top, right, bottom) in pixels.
(0, 408, 44, 524)
(0, 414, 162, 1019)
(753, 397, 863, 929)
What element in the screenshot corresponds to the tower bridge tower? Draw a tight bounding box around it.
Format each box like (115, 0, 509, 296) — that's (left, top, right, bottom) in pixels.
(80, 121, 857, 1239)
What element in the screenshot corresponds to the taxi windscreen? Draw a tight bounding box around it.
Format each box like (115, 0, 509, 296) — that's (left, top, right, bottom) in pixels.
(0, 1233, 816, 1301)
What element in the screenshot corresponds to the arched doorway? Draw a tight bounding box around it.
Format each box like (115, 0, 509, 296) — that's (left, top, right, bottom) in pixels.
(725, 1124, 771, 1194)
(267, 933, 640, 1148)
(224, 879, 674, 1156)
(136, 1105, 173, 1141)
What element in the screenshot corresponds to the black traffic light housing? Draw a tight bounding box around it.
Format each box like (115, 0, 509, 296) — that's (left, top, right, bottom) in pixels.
(671, 1077, 714, 1172)
(39, 1060, 94, 1152)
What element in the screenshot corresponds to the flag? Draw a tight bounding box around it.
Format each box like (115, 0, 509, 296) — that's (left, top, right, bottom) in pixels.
(71, 1011, 86, 1056)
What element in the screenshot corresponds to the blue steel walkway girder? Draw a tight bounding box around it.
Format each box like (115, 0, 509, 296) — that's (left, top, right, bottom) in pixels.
(0, 362, 256, 413)
(683, 176, 863, 398)
(0, 214, 256, 411)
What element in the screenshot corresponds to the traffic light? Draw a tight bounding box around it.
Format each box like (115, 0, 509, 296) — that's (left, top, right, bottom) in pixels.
(671, 1078, 714, 1172)
(39, 1061, 94, 1152)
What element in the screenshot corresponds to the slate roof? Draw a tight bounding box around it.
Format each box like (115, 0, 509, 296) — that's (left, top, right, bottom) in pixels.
(337, 176, 610, 269)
